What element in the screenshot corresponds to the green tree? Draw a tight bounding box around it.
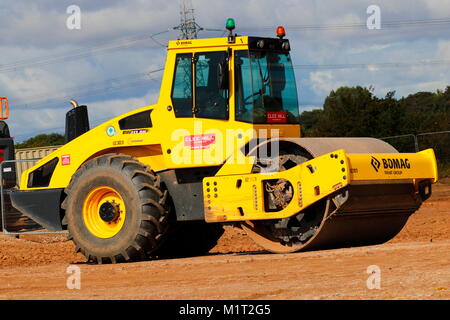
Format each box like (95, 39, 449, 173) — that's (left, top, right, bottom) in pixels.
(299, 86, 449, 138)
(398, 88, 450, 134)
(300, 86, 403, 138)
(15, 133, 65, 149)
(298, 109, 324, 136)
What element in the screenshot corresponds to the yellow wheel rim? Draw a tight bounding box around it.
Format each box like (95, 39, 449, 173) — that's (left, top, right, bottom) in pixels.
(82, 186, 127, 239)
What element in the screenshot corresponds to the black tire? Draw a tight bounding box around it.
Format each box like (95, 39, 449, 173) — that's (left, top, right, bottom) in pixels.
(155, 221, 224, 258)
(62, 154, 172, 264)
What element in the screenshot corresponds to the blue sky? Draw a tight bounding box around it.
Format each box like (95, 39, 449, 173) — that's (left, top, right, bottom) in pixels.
(1, 0, 450, 142)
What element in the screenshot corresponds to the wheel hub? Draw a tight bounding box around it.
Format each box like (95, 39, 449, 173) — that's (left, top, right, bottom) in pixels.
(82, 186, 127, 239)
(99, 201, 120, 223)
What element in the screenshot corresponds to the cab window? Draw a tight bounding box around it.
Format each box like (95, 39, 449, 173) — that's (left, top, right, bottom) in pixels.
(234, 50, 299, 124)
(194, 51, 229, 120)
(171, 53, 193, 117)
(171, 51, 229, 120)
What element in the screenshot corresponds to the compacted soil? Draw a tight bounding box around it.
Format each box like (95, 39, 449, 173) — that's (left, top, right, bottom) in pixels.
(0, 183, 448, 300)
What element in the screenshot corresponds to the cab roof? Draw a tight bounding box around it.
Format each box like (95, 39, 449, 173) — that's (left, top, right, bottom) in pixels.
(168, 36, 249, 50)
(168, 36, 291, 52)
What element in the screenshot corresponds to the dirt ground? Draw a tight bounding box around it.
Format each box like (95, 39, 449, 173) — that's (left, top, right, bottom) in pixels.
(0, 182, 449, 300)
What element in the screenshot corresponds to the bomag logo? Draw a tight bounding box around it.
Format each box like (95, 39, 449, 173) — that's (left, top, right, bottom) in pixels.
(176, 40, 192, 46)
(371, 157, 381, 172)
(371, 156, 411, 172)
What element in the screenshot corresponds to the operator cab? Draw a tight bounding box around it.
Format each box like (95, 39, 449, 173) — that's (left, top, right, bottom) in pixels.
(235, 37, 299, 124)
(167, 21, 300, 128)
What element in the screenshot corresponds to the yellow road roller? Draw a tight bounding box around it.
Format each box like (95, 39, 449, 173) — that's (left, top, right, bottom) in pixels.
(9, 20, 438, 263)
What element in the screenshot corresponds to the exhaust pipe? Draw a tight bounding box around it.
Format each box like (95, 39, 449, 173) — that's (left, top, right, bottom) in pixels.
(65, 99, 90, 143)
(69, 99, 79, 109)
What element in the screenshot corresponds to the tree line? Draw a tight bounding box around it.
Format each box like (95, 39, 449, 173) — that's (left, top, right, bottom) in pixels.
(299, 86, 450, 138)
(15, 133, 65, 149)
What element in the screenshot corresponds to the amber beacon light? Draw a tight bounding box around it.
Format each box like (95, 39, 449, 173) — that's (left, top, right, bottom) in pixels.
(276, 26, 286, 38)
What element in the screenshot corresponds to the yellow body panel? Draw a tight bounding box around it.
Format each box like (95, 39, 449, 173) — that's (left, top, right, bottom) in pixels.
(20, 105, 164, 189)
(253, 124, 300, 138)
(204, 150, 350, 222)
(168, 37, 248, 51)
(347, 149, 438, 183)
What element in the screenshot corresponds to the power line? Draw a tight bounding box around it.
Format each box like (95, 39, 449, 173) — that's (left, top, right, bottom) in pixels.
(3, 16, 449, 75)
(204, 17, 450, 32)
(10, 68, 164, 109)
(0, 30, 170, 74)
(2, 16, 448, 77)
(293, 59, 450, 70)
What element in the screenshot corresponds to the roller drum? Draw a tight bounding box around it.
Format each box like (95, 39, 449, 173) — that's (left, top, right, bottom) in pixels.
(243, 137, 423, 252)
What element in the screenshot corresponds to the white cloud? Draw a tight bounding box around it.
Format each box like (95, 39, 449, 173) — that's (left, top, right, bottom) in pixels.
(348, 43, 392, 54)
(1, 0, 450, 141)
(308, 71, 345, 96)
(424, 0, 450, 17)
(436, 40, 450, 59)
(300, 105, 323, 112)
(88, 95, 156, 126)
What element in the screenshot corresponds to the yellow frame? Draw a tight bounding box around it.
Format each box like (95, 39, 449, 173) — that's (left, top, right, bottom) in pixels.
(204, 149, 438, 222)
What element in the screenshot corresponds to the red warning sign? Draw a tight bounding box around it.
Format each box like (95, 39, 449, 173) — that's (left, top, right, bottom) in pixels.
(61, 155, 71, 166)
(184, 134, 216, 150)
(266, 111, 287, 123)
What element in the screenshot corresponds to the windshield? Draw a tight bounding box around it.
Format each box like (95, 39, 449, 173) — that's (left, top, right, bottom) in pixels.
(235, 50, 299, 124)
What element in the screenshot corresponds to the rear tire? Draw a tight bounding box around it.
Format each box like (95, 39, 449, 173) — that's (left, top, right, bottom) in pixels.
(62, 154, 172, 264)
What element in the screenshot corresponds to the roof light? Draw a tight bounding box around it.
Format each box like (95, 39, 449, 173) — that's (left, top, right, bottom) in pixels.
(226, 18, 236, 43)
(276, 26, 286, 39)
(226, 18, 235, 32)
(282, 41, 290, 50)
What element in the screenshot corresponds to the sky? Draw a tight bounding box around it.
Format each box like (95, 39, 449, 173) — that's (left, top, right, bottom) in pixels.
(1, 0, 450, 142)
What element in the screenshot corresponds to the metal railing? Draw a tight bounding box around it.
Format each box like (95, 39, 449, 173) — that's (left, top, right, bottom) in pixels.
(381, 130, 450, 178)
(382, 134, 419, 152)
(382, 131, 450, 153)
(0, 159, 67, 236)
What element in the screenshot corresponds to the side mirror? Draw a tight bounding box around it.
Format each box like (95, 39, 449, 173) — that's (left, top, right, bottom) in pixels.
(217, 59, 229, 90)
